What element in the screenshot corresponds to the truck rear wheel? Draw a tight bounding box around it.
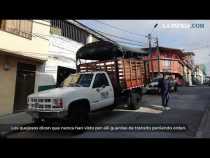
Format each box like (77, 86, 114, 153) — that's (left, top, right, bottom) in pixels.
(127, 91, 142, 110)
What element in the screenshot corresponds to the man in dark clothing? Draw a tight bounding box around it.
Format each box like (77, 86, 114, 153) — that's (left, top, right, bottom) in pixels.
(158, 74, 171, 109)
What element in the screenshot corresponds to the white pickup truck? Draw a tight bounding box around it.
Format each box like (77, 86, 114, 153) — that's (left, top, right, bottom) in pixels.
(27, 41, 146, 124)
(27, 71, 115, 124)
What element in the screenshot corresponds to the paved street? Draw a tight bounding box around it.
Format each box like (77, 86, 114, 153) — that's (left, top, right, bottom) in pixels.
(6, 86, 210, 138)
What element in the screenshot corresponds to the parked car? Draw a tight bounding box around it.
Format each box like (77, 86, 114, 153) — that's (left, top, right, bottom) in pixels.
(204, 81, 210, 86)
(169, 79, 178, 92)
(145, 78, 161, 94)
(145, 77, 177, 94)
(176, 78, 185, 86)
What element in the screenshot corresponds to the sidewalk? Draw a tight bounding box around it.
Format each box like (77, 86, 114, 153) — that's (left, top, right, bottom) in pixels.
(0, 112, 32, 137)
(196, 107, 210, 138)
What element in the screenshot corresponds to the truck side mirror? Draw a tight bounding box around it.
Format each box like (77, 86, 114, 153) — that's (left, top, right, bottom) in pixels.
(102, 84, 106, 88)
(60, 82, 64, 87)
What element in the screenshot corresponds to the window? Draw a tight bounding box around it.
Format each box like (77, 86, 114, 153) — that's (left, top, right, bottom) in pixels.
(0, 20, 32, 39)
(77, 74, 94, 87)
(93, 73, 109, 88)
(50, 20, 89, 44)
(63, 73, 93, 87)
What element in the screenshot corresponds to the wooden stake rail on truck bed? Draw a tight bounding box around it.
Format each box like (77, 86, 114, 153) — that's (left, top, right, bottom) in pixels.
(75, 40, 148, 110)
(78, 58, 145, 91)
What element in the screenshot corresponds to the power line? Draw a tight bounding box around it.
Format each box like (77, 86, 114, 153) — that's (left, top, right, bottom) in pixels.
(73, 20, 118, 44)
(36, 20, 149, 47)
(112, 40, 144, 47)
(79, 22, 151, 47)
(89, 20, 158, 48)
(94, 20, 148, 38)
(96, 30, 148, 45)
(95, 20, 157, 41)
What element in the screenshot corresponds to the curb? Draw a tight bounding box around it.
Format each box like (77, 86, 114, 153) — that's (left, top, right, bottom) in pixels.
(0, 123, 32, 138)
(0, 112, 33, 138)
(0, 128, 14, 139)
(0, 132, 6, 139)
(195, 107, 209, 138)
(0, 126, 19, 138)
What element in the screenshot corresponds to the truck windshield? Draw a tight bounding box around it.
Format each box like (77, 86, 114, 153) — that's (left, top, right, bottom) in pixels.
(63, 73, 93, 87)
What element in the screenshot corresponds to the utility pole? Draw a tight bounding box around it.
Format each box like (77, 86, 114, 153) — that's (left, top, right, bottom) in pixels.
(147, 23, 158, 80)
(156, 37, 159, 48)
(147, 33, 154, 80)
(156, 37, 160, 75)
(148, 33, 152, 49)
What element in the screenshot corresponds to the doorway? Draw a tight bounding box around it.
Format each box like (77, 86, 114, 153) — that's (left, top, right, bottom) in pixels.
(13, 63, 36, 113)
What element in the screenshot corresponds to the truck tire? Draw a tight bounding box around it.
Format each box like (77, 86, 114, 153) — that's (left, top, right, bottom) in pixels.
(68, 103, 89, 126)
(127, 91, 142, 110)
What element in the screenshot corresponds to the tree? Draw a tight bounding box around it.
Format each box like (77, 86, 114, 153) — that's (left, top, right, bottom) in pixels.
(199, 64, 207, 75)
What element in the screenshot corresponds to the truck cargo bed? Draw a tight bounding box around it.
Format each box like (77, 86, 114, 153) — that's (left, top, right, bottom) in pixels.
(78, 58, 145, 91)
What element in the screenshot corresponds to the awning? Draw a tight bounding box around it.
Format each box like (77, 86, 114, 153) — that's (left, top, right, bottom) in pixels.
(76, 41, 148, 60)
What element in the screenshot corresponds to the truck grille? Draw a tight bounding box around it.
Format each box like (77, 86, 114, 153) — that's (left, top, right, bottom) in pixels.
(31, 98, 51, 103)
(32, 104, 51, 109)
(29, 98, 55, 111)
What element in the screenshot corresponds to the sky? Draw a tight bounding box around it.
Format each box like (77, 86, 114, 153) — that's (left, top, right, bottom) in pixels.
(79, 20, 210, 75)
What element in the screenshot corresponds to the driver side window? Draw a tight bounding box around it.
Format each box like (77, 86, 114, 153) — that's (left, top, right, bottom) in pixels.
(92, 73, 109, 88)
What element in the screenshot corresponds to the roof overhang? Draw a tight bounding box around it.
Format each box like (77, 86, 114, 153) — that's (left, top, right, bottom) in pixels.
(143, 46, 185, 57)
(183, 52, 195, 56)
(0, 48, 47, 63)
(66, 20, 110, 42)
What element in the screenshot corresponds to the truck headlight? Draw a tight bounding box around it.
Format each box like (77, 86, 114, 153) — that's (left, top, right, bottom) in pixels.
(53, 99, 63, 108)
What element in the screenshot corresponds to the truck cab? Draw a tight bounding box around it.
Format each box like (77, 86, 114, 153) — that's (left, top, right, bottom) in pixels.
(27, 71, 114, 123)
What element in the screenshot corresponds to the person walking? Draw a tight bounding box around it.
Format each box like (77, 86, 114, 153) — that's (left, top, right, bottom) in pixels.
(158, 73, 171, 110)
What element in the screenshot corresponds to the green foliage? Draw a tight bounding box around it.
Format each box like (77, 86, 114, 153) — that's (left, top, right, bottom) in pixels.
(199, 64, 207, 75)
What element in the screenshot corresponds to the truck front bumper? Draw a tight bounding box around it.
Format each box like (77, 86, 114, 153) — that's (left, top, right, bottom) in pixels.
(27, 110, 68, 119)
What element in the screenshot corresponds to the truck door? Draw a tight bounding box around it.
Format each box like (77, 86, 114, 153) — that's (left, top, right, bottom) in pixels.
(92, 73, 114, 109)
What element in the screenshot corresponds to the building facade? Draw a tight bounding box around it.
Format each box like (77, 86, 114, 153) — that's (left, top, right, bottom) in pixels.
(193, 65, 206, 84)
(40, 20, 104, 91)
(0, 20, 50, 115)
(143, 47, 185, 84)
(0, 19, 108, 116)
(182, 52, 195, 86)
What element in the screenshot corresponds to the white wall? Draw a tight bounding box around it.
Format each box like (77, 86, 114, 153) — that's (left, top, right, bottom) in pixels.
(194, 67, 205, 84)
(45, 34, 84, 82)
(0, 20, 50, 60)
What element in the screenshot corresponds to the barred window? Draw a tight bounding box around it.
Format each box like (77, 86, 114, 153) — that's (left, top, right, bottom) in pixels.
(0, 20, 33, 39)
(50, 20, 89, 44)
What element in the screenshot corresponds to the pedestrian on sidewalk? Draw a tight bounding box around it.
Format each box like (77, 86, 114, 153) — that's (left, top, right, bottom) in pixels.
(158, 73, 171, 110)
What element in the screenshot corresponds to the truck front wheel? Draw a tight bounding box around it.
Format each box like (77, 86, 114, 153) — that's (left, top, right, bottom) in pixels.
(68, 103, 89, 126)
